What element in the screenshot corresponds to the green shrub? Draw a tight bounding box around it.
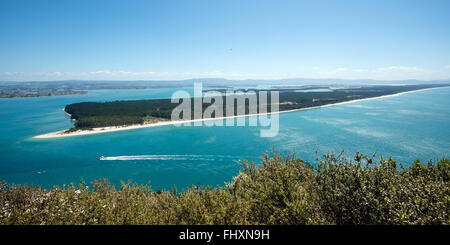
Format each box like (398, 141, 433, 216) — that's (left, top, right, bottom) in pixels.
(0, 153, 448, 225)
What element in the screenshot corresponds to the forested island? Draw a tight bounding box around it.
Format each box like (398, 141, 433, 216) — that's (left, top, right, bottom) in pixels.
(63, 84, 448, 131)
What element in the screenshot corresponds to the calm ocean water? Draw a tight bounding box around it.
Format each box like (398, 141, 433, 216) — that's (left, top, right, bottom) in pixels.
(0, 87, 449, 190)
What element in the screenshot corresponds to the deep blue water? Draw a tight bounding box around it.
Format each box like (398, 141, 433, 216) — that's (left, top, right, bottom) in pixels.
(0, 87, 449, 190)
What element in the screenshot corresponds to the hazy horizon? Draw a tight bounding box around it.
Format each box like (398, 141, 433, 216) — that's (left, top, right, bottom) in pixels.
(1, 77, 450, 85)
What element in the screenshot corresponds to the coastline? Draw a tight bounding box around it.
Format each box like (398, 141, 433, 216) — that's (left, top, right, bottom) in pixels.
(32, 86, 446, 139)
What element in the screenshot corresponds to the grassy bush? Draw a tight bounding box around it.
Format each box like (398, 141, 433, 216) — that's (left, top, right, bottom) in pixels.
(0, 152, 448, 225)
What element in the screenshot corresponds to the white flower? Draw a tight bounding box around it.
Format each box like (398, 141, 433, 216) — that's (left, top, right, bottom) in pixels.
(75, 190, 81, 195)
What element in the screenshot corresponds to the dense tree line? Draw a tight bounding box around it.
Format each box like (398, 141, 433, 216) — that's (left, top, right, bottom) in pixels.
(0, 152, 448, 225)
(64, 84, 447, 129)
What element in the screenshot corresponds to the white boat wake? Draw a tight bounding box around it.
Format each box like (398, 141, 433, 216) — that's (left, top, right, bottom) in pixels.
(99, 154, 237, 161)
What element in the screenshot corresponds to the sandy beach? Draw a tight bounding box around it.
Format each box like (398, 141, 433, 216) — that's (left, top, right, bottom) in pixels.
(32, 87, 444, 139)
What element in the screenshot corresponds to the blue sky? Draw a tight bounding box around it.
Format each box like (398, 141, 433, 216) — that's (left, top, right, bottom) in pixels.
(1, 0, 449, 81)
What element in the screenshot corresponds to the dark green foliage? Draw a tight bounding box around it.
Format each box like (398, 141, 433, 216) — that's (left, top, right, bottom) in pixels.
(0, 153, 448, 225)
(315, 153, 448, 224)
(230, 154, 321, 224)
(65, 100, 173, 128)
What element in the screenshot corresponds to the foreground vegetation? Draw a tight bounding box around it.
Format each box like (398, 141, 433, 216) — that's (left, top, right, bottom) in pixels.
(0, 152, 448, 225)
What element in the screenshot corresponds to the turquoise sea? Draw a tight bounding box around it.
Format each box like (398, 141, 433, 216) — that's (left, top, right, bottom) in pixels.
(0, 87, 449, 190)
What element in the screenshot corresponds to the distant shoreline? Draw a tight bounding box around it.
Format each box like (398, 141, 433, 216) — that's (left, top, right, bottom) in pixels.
(32, 86, 447, 139)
